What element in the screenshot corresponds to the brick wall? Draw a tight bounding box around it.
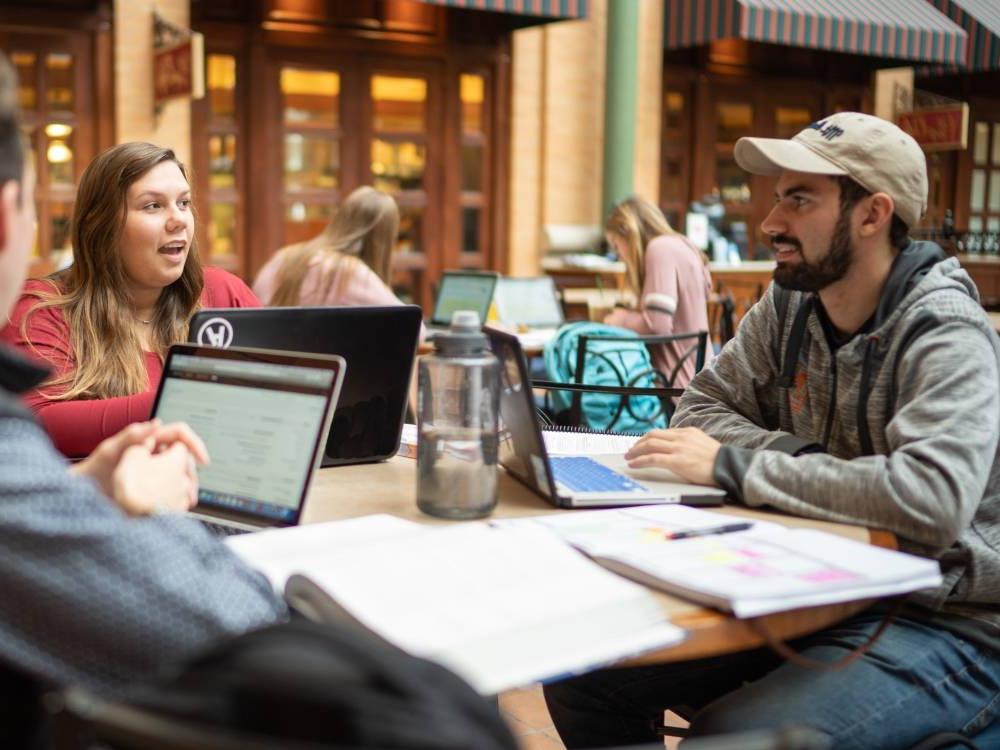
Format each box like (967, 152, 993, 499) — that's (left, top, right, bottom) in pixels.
(508, 0, 663, 275)
(113, 0, 191, 163)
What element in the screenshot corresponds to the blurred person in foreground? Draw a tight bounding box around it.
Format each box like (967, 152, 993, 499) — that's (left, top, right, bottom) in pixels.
(0, 53, 285, 747)
(603, 196, 714, 387)
(544, 113, 1000, 748)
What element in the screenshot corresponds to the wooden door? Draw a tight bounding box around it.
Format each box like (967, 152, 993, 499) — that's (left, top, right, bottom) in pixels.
(1, 28, 98, 278)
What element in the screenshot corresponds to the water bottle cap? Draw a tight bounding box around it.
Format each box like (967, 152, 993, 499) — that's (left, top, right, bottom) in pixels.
(450, 310, 481, 331)
(433, 309, 488, 355)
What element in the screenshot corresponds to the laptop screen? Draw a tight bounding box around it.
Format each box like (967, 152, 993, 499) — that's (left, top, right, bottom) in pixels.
(485, 328, 558, 500)
(153, 346, 342, 526)
(494, 277, 564, 328)
(431, 273, 498, 325)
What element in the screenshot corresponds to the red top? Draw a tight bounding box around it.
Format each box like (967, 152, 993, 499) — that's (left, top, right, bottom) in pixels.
(0, 267, 260, 457)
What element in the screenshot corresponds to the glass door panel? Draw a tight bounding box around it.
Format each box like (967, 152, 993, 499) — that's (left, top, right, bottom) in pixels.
(281, 66, 341, 245)
(458, 73, 486, 259)
(5, 34, 90, 272)
(203, 53, 241, 270)
(968, 119, 1000, 244)
(371, 72, 428, 299)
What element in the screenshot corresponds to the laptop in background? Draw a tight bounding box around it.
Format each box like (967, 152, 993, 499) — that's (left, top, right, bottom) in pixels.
(427, 271, 499, 336)
(485, 327, 725, 509)
(152, 344, 345, 534)
(493, 276, 565, 348)
(189, 306, 421, 466)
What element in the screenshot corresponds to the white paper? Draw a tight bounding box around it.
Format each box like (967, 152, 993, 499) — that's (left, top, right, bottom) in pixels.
(225, 514, 423, 591)
(501, 506, 942, 618)
(294, 522, 684, 694)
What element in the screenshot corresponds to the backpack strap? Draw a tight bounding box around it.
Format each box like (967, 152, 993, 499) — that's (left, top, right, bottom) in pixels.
(777, 290, 815, 389)
(772, 283, 792, 369)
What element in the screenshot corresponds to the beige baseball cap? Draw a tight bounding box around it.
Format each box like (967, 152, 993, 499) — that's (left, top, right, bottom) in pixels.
(734, 111, 927, 229)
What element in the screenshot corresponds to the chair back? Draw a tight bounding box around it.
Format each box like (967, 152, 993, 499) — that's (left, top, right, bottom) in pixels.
(49, 687, 306, 750)
(49, 619, 518, 750)
(541, 323, 706, 431)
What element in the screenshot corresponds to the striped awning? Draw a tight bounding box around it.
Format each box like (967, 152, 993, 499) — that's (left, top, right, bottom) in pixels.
(418, 0, 586, 20)
(927, 0, 1000, 70)
(664, 0, 967, 66)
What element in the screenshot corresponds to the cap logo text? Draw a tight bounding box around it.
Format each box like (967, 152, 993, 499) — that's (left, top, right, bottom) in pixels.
(807, 120, 845, 141)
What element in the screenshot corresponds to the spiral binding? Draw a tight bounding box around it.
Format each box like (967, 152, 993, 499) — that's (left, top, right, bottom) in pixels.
(541, 424, 644, 437)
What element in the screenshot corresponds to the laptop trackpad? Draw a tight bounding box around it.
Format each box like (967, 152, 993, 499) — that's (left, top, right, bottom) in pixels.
(591, 454, 726, 507)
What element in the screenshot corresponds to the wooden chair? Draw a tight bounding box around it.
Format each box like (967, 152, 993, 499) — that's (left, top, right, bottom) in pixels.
(47, 687, 322, 750)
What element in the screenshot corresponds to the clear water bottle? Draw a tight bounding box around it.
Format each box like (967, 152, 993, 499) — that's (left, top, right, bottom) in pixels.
(417, 310, 500, 519)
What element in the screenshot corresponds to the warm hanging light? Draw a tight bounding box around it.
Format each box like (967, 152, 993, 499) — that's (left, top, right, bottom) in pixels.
(44, 123, 72, 138)
(47, 139, 72, 164)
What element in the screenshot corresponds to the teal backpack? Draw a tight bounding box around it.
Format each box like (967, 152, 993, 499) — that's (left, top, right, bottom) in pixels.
(542, 322, 669, 433)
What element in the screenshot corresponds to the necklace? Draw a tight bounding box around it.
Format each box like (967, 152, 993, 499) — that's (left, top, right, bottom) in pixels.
(136, 317, 153, 325)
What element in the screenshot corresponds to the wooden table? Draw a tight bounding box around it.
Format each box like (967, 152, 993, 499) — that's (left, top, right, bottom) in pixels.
(561, 287, 635, 321)
(542, 257, 627, 291)
(958, 254, 1000, 307)
(304, 457, 893, 665)
(709, 261, 775, 325)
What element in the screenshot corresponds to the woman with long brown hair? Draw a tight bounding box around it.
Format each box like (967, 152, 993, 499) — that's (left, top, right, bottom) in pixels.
(252, 185, 408, 310)
(0, 142, 259, 457)
(603, 195, 714, 388)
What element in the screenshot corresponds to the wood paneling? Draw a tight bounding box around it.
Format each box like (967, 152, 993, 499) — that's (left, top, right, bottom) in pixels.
(192, 8, 510, 312)
(0, 3, 113, 279)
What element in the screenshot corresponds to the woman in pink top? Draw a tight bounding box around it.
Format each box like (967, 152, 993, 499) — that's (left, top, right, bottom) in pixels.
(603, 196, 714, 388)
(254, 186, 414, 317)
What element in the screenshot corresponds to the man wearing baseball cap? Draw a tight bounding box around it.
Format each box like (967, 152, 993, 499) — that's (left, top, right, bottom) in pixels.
(544, 113, 1000, 748)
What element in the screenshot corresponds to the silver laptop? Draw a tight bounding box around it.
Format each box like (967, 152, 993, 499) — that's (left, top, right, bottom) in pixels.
(426, 271, 499, 336)
(493, 276, 565, 347)
(152, 344, 346, 534)
(486, 327, 726, 508)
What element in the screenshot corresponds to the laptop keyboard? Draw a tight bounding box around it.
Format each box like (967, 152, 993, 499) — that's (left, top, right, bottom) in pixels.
(200, 520, 252, 537)
(549, 456, 650, 494)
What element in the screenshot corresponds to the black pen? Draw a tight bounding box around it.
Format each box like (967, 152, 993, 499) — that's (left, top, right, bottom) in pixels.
(664, 522, 753, 540)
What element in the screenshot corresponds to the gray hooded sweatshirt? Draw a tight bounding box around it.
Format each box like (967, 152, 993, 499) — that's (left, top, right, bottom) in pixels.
(674, 242, 1000, 637)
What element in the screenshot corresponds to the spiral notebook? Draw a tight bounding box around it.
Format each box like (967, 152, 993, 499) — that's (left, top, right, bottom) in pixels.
(501, 505, 943, 618)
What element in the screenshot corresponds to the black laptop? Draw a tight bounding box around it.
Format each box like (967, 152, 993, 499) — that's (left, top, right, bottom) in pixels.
(188, 305, 422, 466)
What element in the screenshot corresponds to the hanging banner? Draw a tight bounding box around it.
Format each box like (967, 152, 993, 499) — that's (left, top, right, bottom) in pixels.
(897, 104, 969, 152)
(153, 13, 204, 106)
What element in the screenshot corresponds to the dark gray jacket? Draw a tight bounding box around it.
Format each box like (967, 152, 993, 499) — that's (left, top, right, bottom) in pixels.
(674, 244, 1000, 627)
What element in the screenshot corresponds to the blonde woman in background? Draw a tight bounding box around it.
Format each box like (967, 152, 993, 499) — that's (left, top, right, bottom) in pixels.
(253, 186, 413, 313)
(603, 196, 714, 388)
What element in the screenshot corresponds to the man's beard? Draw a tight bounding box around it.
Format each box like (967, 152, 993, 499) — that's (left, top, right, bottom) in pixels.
(772, 209, 853, 292)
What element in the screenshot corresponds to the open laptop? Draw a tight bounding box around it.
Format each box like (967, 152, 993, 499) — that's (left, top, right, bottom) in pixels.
(493, 276, 565, 348)
(485, 327, 726, 509)
(189, 306, 421, 466)
(426, 271, 499, 337)
(152, 344, 346, 534)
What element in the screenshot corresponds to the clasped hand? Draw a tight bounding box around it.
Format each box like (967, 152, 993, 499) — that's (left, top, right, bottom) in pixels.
(625, 427, 721, 486)
(71, 420, 210, 517)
